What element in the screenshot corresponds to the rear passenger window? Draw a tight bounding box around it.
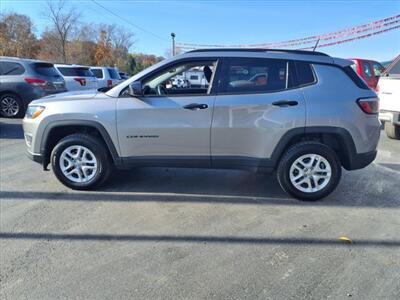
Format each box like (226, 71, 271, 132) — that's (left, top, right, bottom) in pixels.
(0, 61, 25, 75)
(219, 58, 293, 94)
(91, 69, 103, 78)
(295, 61, 315, 86)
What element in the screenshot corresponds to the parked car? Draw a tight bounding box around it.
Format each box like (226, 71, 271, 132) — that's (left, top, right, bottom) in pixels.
(0, 57, 66, 118)
(171, 77, 190, 88)
(378, 55, 400, 139)
(90, 66, 122, 88)
(54, 64, 97, 91)
(119, 72, 130, 80)
(349, 58, 385, 90)
(23, 49, 380, 200)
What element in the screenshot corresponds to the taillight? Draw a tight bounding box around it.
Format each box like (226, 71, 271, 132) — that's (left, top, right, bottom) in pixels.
(107, 79, 113, 87)
(25, 77, 47, 86)
(357, 97, 379, 114)
(74, 77, 86, 86)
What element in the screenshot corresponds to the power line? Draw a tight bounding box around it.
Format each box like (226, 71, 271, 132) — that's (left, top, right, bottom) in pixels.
(89, 0, 168, 42)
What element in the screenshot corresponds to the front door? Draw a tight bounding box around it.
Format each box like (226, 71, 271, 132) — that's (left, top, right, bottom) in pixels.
(117, 59, 218, 167)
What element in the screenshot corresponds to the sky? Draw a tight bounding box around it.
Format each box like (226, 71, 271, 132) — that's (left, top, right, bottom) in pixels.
(1, 0, 400, 61)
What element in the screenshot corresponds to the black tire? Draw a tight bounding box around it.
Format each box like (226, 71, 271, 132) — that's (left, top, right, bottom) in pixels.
(277, 141, 342, 201)
(384, 122, 400, 140)
(51, 134, 112, 190)
(0, 93, 24, 118)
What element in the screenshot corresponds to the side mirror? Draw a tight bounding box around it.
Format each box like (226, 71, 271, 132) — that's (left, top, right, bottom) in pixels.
(129, 81, 143, 96)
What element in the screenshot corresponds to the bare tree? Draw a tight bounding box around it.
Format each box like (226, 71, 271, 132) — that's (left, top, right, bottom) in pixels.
(42, 0, 80, 63)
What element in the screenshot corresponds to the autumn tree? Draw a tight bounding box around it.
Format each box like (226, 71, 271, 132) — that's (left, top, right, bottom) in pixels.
(0, 13, 39, 58)
(94, 30, 113, 66)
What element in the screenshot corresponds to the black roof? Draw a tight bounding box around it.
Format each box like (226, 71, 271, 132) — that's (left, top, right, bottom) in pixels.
(188, 48, 330, 57)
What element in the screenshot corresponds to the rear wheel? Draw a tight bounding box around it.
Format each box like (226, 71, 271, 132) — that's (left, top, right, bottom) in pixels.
(384, 122, 400, 140)
(277, 141, 342, 201)
(51, 134, 112, 190)
(0, 93, 24, 118)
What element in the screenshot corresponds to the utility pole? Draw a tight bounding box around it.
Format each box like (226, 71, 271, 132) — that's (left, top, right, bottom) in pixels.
(171, 32, 176, 56)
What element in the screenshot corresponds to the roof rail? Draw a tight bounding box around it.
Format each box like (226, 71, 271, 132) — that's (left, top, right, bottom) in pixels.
(188, 48, 330, 57)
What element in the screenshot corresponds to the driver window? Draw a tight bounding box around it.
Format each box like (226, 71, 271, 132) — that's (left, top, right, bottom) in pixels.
(142, 60, 217, 96)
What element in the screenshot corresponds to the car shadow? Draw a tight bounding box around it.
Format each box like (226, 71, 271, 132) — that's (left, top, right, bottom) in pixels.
(0, 121, 24, 139)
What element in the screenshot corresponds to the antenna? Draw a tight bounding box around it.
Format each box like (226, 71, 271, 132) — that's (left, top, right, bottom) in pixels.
(312, 38, 320, 52)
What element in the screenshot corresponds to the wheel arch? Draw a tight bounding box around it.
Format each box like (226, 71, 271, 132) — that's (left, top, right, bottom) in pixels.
(40, 120, 121, 170)
(270, 126, 358, 170)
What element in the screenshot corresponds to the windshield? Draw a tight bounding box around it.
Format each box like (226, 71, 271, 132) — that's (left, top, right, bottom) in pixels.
(386, 57, 400, 75)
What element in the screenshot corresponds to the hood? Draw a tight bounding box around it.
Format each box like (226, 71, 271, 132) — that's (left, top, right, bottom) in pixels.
(30, 90, 103, 105)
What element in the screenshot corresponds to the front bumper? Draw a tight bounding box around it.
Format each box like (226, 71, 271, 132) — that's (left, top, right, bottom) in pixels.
(26, 150, 43, 164)
(379, 110, 400, 125)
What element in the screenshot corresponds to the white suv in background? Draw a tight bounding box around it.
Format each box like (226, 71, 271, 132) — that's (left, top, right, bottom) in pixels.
(54, 64, 98, 92)
(90, 66, 122, 89)
(378, 55, 400, 139)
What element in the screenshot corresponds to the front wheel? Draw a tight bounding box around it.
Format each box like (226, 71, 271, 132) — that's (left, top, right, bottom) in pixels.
(277, 142, 342, 201)
(51, 134, 112, 190)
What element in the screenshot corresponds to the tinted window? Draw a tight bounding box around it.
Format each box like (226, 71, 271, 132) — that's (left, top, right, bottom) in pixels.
(0, 61, 25, 75)
(91, 69, 103, 78)
(295, 61, 315, 85)
(371, 62, 384, 77)
(362, 62, 373, 79)
(107, 68, 121, 79)
(58, 67, 93, 77)
(32, 63, 60, 76)
(219, 58, 292, 93)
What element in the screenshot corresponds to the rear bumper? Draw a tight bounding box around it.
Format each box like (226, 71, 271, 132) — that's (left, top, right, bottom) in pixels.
(345, 150, 377, 170)
(379, 110, 400, 125)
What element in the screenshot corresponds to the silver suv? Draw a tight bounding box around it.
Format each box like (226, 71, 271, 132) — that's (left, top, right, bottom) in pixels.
(23, 49, 380, 200)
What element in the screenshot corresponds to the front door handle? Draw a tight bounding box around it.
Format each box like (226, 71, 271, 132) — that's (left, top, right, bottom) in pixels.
(183, 103, 208, 110)
(272, 100, 299, 107)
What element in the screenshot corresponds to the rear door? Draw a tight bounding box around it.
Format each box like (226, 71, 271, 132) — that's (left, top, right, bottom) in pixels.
(211, 57, 306, 168)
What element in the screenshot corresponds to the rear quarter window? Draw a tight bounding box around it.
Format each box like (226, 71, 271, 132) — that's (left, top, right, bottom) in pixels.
(295, 61, 316, 86)
(91, 69, 104, 78)
(0, 61, 25, 75)
(107, 68, 121, 79)
(32, 63, 60, 77)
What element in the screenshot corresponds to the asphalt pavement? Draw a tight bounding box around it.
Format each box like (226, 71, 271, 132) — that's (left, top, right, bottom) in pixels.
(1, 118, 399, 299)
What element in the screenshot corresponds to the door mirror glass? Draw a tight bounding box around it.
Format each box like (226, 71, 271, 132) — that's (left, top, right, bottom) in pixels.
(129, 81, 143, 96)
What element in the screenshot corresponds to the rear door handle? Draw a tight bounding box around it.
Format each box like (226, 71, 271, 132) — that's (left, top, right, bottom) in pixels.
(183, 103, 208, 110)
(272, 100, 298, 107)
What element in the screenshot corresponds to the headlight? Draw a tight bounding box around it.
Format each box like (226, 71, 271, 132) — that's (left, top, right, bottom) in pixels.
(25, 106, 45, 119)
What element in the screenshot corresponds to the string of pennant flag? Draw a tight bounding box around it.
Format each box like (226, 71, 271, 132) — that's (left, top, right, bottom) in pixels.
(176, 15, 400, 50)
